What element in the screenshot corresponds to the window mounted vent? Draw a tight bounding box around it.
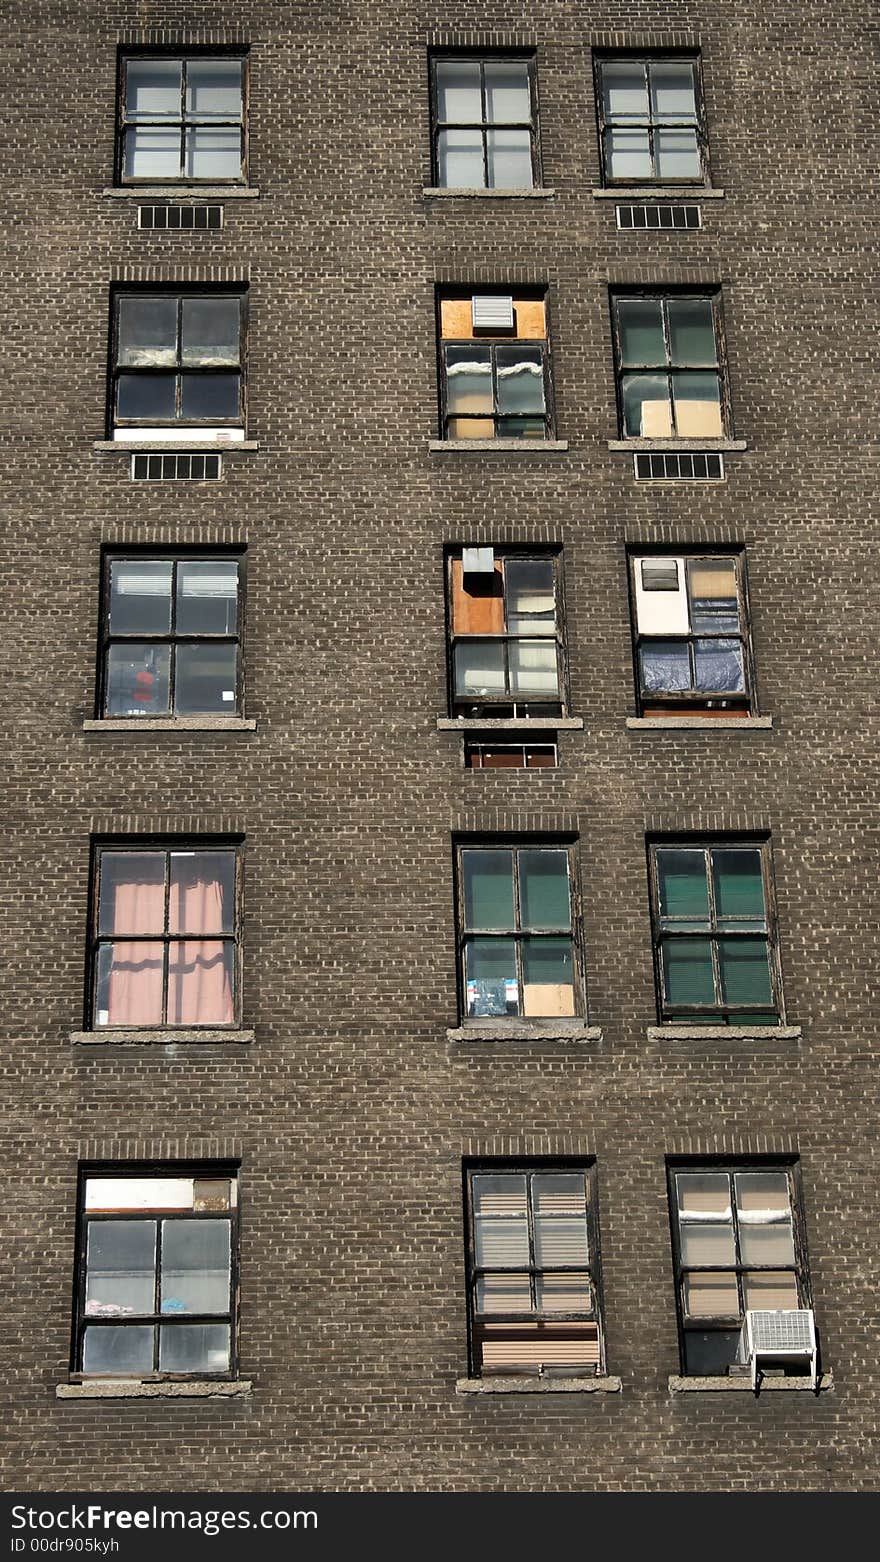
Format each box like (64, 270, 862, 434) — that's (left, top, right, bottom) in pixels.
(472, 294, 514, 332)
(634, 451, 723, 481)
(738, 1309, 817, 1390)
(131, 453, 222, 481)
(138, 205, 223, 231)
(616, 203, 701, 231)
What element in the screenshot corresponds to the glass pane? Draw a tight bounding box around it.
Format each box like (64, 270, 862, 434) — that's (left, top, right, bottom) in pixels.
(85, 1178, 195, 1212)
(94, 941, 164, 1027)
(735, 1171, 791, 1218)
(185, 126, 241, 179)
(676, 1172, 731, 1218)
(600, 61, 649, 120)
(679, 1220, 736, 1266)
(168, 851, 235, 935)
(533, 1175, 588, 1266)
(85, 1221, 156, 1315)
(167, 941, 235, 1024)
(649, 62, 697, 121)
(484, 61, 531, 122)
(175, 643, 239, 714)
(712, 850, 765, 922)
(159, 1322, 230, 1372)
(462, 849, 515, 928)
(621, 373, 672, 437)
(683, 1271, 740, 1319)
(185, 59, 242, 118)
(116, 374, 176, 421)
(739, 1223, 796, 1266)
(742, 1272, 799, 1311)
(656, 127, 701, 179)
(657, 849, 709, 922)
(694, 639, 744, 693)
(688, 559, 739, 632)
(444, 345, 493, 415)
(640, 641, 691, 694)
(508, 639, 558, 695)
(505, 560, 555, 634)
(521, 938, 574, 1016)
(176, 559, 239, 635)
(662, 937, 715, 1007)
(437, 128, 484, 187)
(435, 60, 482, 122)
(117, 296, 178, 367)
(667, 299, 717, 365)
(486, 128, 533, 188)
(475, 1273, 532, 1314)
(718, 937, 773, 1008)
(180, 373, 240, 419)
(519, 851, 570, 929)
(109, 558, 173, 635)
(495, 345, 545, 416)
(617, 298, 665, 364)
(83, 1325, 154, 1374)
(473, 1174, 529, 1267)
(497, 417, 546, 440)
(536, 1274, 592, 1313)
(126, 59, 182, 119)
(464, 938, 518, 1017)
(453, 640, 506, 697)
(105, 644, 172, 717)
(605, 127, 652, 180)
(180, 297, 240, 365)
(98, 853, 166, 935)
(672, 372, 722, 436)
(161, 1219, 230, 1313)
(124, 126, 181, 180)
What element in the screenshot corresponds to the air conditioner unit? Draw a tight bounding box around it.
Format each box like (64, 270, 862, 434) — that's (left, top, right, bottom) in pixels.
(737, 1309, 817, 1390)
(472, 294, 514, 332)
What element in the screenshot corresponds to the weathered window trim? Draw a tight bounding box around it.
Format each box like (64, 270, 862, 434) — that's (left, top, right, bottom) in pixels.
(609, 286, 731, 441)
(428, 50, 542, 191)
(444, 546, 569, 722)
(436, 286, 555, 443)
(593, 50, 711, 189)
(108, 285, 248, 440)
(115, 48, 249, 188)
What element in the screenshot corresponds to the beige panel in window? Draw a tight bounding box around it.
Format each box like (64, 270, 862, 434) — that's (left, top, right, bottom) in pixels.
(522, 982, 575, 1017)
(689, 560, 737, 601)
(675, 399, 723, 436)
(513, 299, 546, 340)
(451, 558, 504, 635)
(683, 1271, 739, 1318)
(640, 398, 674, 437)
(448, 416, 497, 438)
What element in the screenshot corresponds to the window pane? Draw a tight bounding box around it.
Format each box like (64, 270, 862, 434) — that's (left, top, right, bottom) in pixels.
(497, 417, 546, 440)
(161, 1219, 230, 1313)
(85, 1178, 195, 1212)
(617, 298, 665, 364)
(693, 639, 745, 693)
(657, 850, 709, 922)
(453, 640, 506, 697)
(180, 297, 240, 365)
(95, 942, 165, 1027)
(742, 1272, 799, 1311)
(718, 937, 773, 1008)
(735, 1171, 791, 1218)
(473, 1174, 529, 1267)
(85, 1221, 156, 1315)
(505, 560, 555, 634)
(662, 937, 715, 1006)
(605, 127, 652, 180)
(109, 559, 173, 635)
(600, 61, 649, 120)
(521, 938, 574, 1016)
(679, 1220, 736, 1266)
(667, 299, 717, 365)
(126, 59, 182, 119)
(175, 643, 239, 715)
(168, 851, 235, 936)
(649, 62, 697, 121)
(656, 128, 701, 179)
(185, 126, 242, 179)
(185, 59, 243, 118)
(435, 60, 482, 122)
(683, 1271, 740, 1319)
(688, 559, 739, 633)
(167, 941, 235, 1024)
(486, 128, 532, 188)
(117, 296, 178, 367)
(495, 345, 545, 416)
(712, 850, 765, 922)
(158, 1322, 230, 1372)
(536, 1274, 592, 1313)
(739, 1222, 796, 1266)
(533, 1175, 588, 1266)
(444, 345, 493, 416)
(508, 639, 558, 695)
(98, 853, 166, 935)
(640, 641, 691, 694)
(672, 372, 722, 436)
(83, 1325, 154, 1374)
(676, 1171, 731, 1218)
(437, 128, 484, 187)
(475, 1273, 532, 1313)
(105, 644, 172, 717)
(116, 374, 177, 421)
(176, 559, 239, 635)
(519, 851, 570, 929)
(124, 126, 181, 180)
(180, 373, 240, 419)
(483, 61, 531, 123)
(464, 938, 518, 1016)
(622, 373, 672, 437)
(462, 849, 515, 928)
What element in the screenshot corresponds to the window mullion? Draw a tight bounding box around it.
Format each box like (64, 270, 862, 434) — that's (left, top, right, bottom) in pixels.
(162, 850, 172, 1024)
(525, 1173, 538, 1314)
(512, 850, 524, 1014)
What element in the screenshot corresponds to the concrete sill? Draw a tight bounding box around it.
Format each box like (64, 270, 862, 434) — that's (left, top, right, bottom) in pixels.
(70, 1028, 254, 1046)
(457, 1375, 621, 1395)
(93, 440, 260, 453)
(608, 437, 747, 452)
(627, 716, 772, 732)
(593, 186, 724, 200)
(423, 186, 555, 199)
(57, 1380, 252, 1400)
(668, 1374, 831, 1395)
(647, 1024, 801, 1044)
(83, 717, 256, 734)
(447, 1022, 602, 1044)
(437, 717, 584, 733)
(103, 186, 260, 200)
(429, 439, 569, 453)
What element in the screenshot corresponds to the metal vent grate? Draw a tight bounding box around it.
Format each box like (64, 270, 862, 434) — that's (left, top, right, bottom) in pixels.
(138, 205, 223, 230)
(131, 453, 222, 481)
(634, 451, 724, 481)
(746, 1311, 815, 1353)
(617, 203, 701, 230)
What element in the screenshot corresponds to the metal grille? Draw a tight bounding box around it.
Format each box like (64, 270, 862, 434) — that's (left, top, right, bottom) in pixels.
(616, 203, 701, 230)
(634, 451, 724, 481)
(138, 205, 223, 231)
(130, 453, 222, 481)
(747, 1310, 814, 1352)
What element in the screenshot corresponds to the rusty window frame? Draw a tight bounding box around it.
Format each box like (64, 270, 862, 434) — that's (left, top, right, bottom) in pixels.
(593, 51, 710, 187)
(108, 286, 247, 435)
(116, 50, 249, 186)
(71, 1160, 241, 1380)
(609, 287, 729, 440)
(429, 52, 541, 188)
(627, 548, 757, 715)
(445, 547, 568, 718)
(436, 288, 554, 441)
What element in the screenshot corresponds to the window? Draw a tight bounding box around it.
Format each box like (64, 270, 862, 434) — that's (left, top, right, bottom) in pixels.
(668, 1161, 810, 1376)
(109, 289, 246, 442)
(456, 842, 581, 1019)
(595, 54, 708, 185)
(610, 290, 726, 439)
(430, 55, 539, 188)
(117, 54, 246, 184)
(438, 290, 552, 440)
(98, 552, 243, 719)
(73, 1165, 239, 1378)
(447, 549, 565, 718)
(465, 739, 557, 770)
(629, 552, 754, 715)
(464, 1163, 604, 1377)
(89, 842, 240, 1028)
(648, 840, 782, 1024)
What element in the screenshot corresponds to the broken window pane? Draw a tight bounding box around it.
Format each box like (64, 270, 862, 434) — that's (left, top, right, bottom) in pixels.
(505, 560, 555, 634)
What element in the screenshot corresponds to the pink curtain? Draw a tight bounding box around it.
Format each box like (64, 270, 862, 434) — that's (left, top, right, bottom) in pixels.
(102, 856, 234, 1026)
(105, 873, 165, 1025)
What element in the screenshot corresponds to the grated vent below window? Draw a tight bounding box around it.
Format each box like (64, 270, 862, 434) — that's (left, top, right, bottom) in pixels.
(138, 205, 223, 231)
(634, 451, 724, 481)
(131, 453, 222, 481)
(616, 203, 701, 230)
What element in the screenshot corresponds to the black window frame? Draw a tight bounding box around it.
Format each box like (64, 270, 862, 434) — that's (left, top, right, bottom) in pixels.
(437, 287, 554, 441)
(71, 1160, 241, 1381)
(594, 50, 710, 188)
(609, 286, 729, 441)
(666, 1157, 812, 1378)
(445, 546, 568, 719)
(87, 836, 244, 1031)
(647, 835, 785, 1025)
(463, 1158, 606, 1379)
(115, 48, 249, 187)
(96, 547, 247, 721)
(429, 51, 541, 190)
(108, 285, 248, 437)
(627, 547, 756, 715)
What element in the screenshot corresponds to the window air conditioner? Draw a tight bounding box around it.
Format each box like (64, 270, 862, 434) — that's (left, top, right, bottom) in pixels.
(737, 1309, 817, 1390)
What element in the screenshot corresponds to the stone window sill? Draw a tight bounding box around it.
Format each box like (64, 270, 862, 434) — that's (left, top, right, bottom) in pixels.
(70, 1028, 254, 1046)
(82, 717, 256, 734)
(457, 1375, 621, 1395)
(429, 439, 569, 453)
(668, 1373, 830, 1395)
(103, 186, 260, 200)
(93, 440, 260, 454)
(447, 1021, 602, 1044)
(423, 186, 555, 199)
(593, 186, 724, 200)
(57, 1379, 252, 1400)
(608, 437, 746, 452)
(627, 716, 772, 731)
(437, 717, 584, 733)
(647, 1024, 801, 1044)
